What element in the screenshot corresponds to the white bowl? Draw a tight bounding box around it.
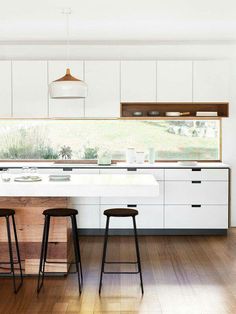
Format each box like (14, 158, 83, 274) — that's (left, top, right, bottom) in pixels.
(177, 161, 198, 167)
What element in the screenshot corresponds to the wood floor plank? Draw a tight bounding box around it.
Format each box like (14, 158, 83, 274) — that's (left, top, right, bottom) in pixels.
(0, 231, 236, 313)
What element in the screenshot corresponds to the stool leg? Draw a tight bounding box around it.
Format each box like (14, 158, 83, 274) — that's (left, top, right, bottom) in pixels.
(37, 215, 50, 293)
(132, 216, 144, 294)
(71, 215, 82, 294)
(6, 216, 17, 293)
(12, 214, 23, 293)
(72, 216, 83, 286)
(99, 216, 110, 294)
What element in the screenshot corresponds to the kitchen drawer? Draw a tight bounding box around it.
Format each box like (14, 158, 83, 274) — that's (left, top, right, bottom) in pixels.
(36, 168, 64, 174)
(71, 169, 100, 174)
(165, 205, 228, 229)
(100, 168, 164, 180)
(101, 181, 163, 204)
(100, 204, 164, 229)
(165, 168, 228, 181)
(72, 204, 100, 228)
(69, 197, 100, 205)
(165, 181, 228, 205)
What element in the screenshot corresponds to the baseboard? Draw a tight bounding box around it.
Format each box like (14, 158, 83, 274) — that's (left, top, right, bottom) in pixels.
(78, 229, 227, 236)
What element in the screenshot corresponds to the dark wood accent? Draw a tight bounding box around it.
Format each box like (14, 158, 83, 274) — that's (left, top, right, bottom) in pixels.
(120, 102, 229, 118)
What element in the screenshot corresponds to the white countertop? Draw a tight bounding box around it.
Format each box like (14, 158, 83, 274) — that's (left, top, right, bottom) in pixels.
(0, 174, 159, 197)
(0, 162, 229, 169)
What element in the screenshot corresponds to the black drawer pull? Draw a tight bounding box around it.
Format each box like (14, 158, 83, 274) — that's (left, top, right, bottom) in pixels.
(192, 181, 201, 184)
(127, 168, 137, 172)
(192, 168, 201, 171)
(127, 204, 137, 207)
(63, 168, 72, 171)
(191, 204, 201, 208)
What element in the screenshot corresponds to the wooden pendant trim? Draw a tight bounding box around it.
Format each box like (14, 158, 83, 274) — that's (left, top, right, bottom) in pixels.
(54, 68, 81, 82)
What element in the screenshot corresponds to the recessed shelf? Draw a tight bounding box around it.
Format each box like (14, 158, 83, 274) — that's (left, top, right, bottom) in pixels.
(120, 102, 229, 119)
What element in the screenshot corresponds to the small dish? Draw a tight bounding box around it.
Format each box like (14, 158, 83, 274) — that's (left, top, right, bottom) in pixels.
(49, 175, 71, 182)
(147, 111, 160, 116)
(14, 176, 42, 182)
(177, 161, 198, 167)
(132, 111, 143, 117)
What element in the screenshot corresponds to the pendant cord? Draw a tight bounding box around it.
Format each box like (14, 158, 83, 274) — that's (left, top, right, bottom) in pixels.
(65, 9, 71, 70)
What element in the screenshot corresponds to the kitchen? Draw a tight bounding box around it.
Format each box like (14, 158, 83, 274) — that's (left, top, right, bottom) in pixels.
(0, 1, 235, 313)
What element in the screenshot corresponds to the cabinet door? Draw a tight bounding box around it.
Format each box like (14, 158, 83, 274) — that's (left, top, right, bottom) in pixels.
(157, 61, 192, 102)
(84, 61, 120, 117)
(165, 205, 228, 229)
(165, 181, 228, 205)
(48, 61, 84, 117)
(100, 181, 163, 204)
(0, 61, 11, 117)
(193, 60, 229, 101)
(100, 168, 164, 181)
(100, 204, 163, 229)
(12, 61, 48, 117)
(121, 61, 156, 102)
(69, 204, 100, 229)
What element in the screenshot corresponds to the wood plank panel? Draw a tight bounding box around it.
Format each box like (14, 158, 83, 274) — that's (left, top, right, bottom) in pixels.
(0, 197, 70, 274)
(0, 224, 68, 242)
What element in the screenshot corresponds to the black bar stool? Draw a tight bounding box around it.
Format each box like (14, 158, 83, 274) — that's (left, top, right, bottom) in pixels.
(0, 209, 23, 293)
(99, 208, 144, 294)
(37, 208, 83, 294)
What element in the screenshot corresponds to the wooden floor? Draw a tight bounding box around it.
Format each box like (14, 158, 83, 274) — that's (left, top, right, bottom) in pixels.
(1, 230, 236, 314)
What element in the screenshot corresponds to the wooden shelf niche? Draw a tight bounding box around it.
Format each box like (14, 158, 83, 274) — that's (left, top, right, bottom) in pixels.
(120, 102, 229, 119)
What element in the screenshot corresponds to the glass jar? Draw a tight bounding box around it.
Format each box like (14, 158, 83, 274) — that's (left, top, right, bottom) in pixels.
(97, 150, 112, 165)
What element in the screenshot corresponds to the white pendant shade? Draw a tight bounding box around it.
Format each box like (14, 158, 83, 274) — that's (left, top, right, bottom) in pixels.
(49, 68, 88, 98)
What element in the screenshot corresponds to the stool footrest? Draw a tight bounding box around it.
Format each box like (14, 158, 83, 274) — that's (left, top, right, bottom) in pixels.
(45, 260, 79, 265)
(104, 271, 140, 275)
(105, 261, 138, 264)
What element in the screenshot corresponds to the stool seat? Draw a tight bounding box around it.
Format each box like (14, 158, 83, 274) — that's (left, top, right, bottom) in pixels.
(43, 208, 78, 217)
(0, 209, 15, 217)
(104, 208, 138, 217)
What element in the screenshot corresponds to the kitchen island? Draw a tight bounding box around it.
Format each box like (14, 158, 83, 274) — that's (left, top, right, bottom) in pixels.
(0, 173, 158, 275)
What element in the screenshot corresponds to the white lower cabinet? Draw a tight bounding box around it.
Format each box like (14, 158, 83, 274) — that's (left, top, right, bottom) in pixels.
(37, 169, 64, 174)
(100, 168, 164, 181)
(165, 205, 228, 229)
(70, 204, 100, 229)
(165, 181, 228, 205)
(165, 168, 228, 181)
(100, 204, 164, 229)
(100, 181, 163, 205)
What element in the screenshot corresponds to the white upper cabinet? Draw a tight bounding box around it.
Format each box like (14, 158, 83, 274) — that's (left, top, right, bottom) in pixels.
(121, 61, 156, 102)
(0, 61, 12, 117)
(157, 61, 193, 102)
(193, 60, 229, 102)
(12, 61, 48, 118)
(48, 61, 84, 117)
(84, 61, 120, 118)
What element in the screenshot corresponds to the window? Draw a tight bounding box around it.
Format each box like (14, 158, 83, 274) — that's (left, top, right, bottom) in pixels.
(0, 120, 220, 161)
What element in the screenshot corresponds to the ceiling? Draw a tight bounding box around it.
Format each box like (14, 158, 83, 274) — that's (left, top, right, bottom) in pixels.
(1, 0, 236, 43)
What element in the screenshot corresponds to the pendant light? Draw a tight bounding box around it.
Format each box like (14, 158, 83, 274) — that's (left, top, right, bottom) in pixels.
(49, 8, 88, 98)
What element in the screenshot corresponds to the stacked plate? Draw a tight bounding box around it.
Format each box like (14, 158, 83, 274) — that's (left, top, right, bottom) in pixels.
(49, 175, 71, 182)
(14, 176, 42, 182)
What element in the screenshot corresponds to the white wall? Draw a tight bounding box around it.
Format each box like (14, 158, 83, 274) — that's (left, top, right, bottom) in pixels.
(0, 42, 235, 225)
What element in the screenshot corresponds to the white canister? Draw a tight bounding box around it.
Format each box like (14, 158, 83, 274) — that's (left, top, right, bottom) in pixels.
(126, 148, 136, 163)
(148, 148, 156, 164)
(136, 151, 145, 164)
